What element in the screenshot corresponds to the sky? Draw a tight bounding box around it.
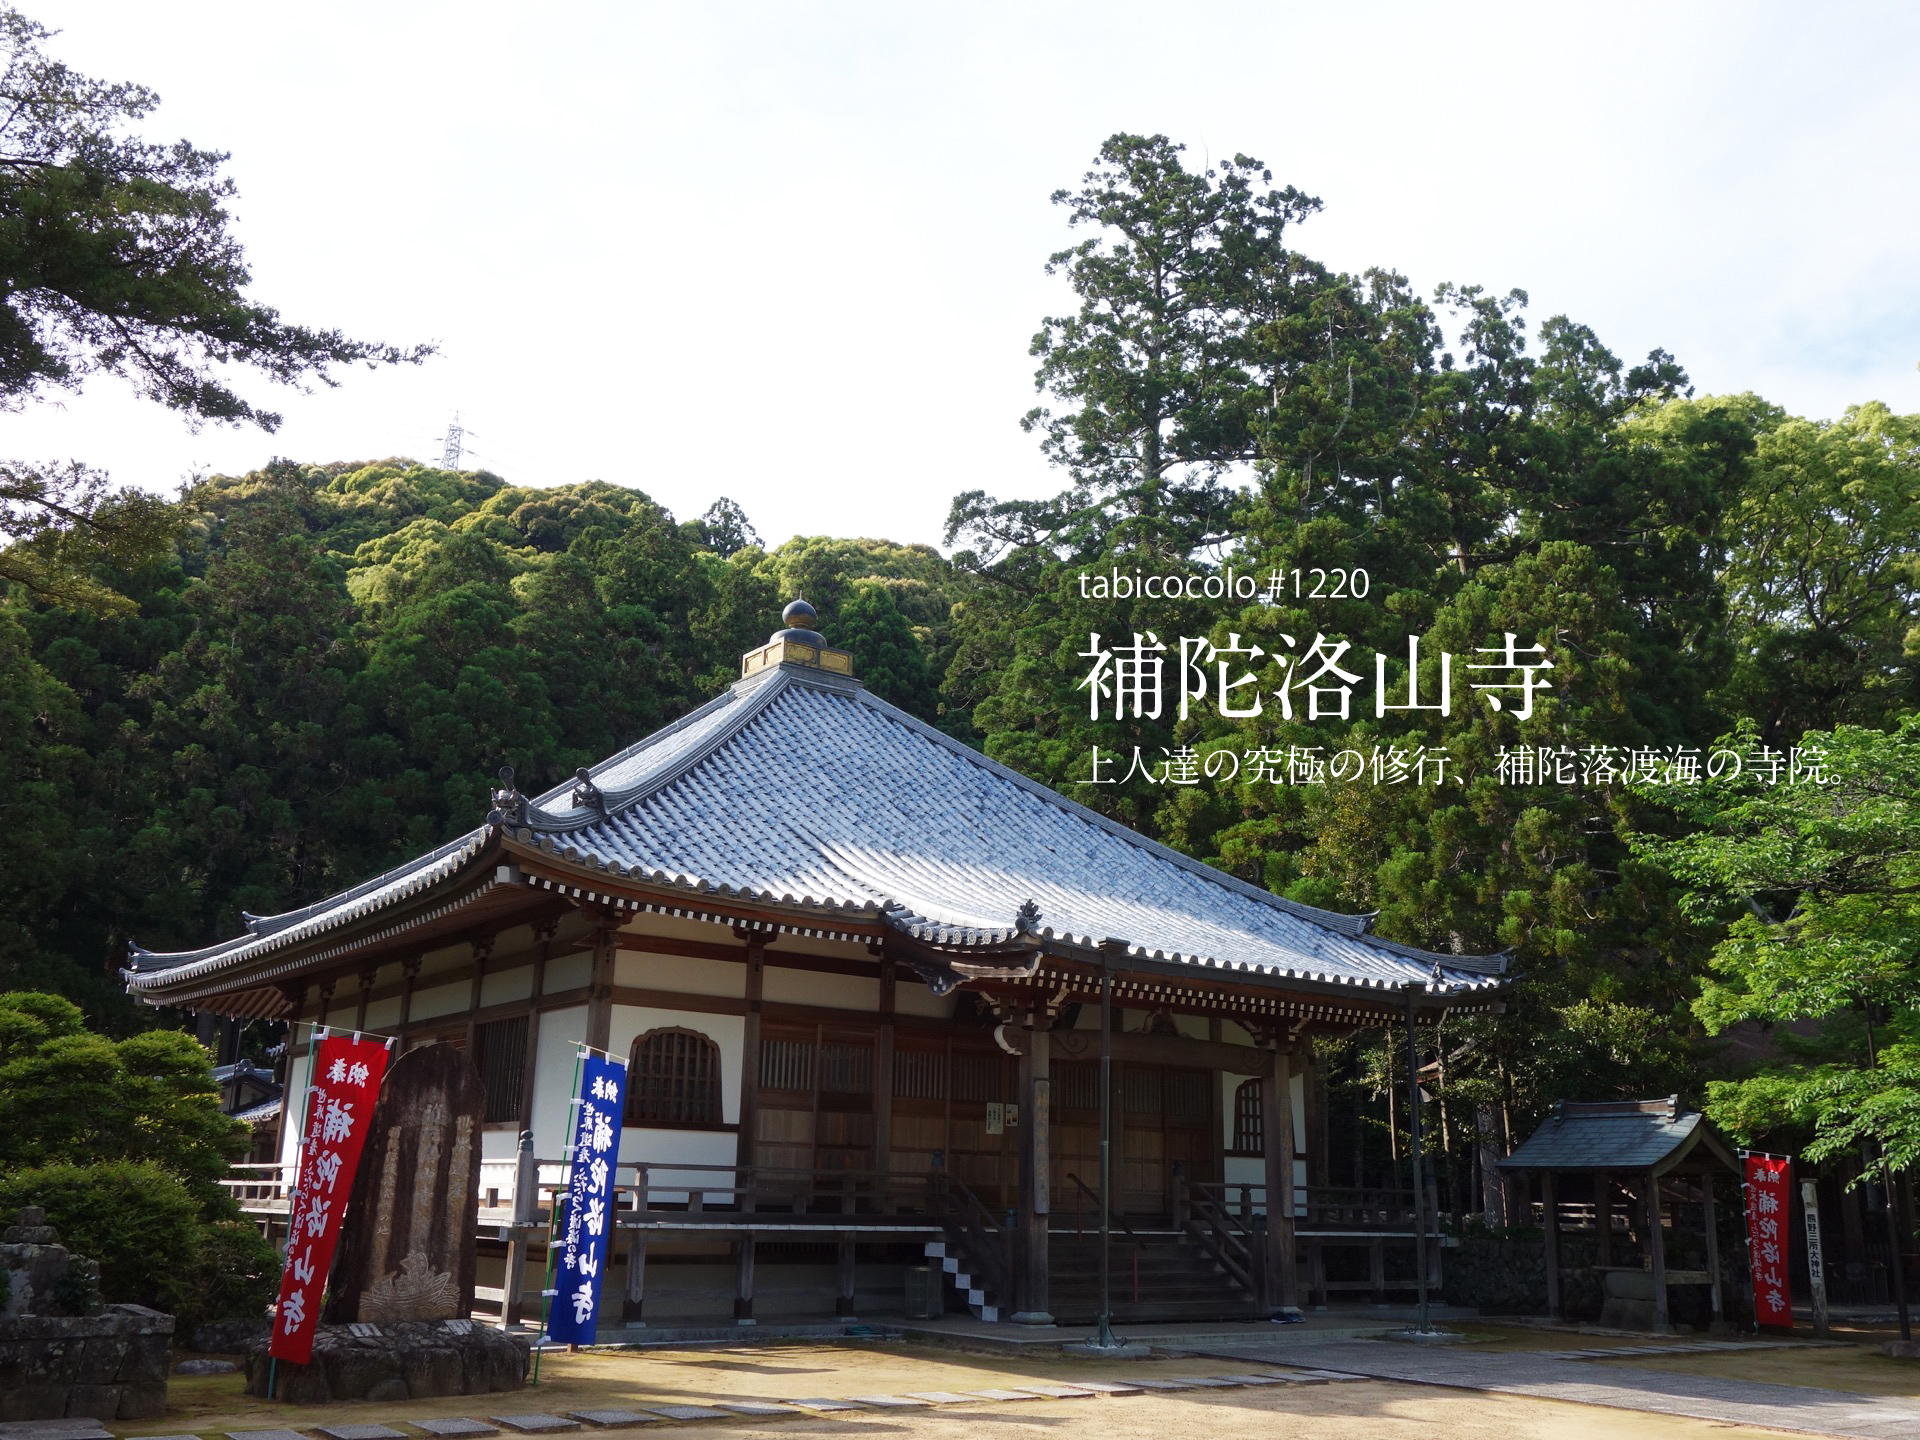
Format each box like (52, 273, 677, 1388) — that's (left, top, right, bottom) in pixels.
(15, 1, 1920, 550)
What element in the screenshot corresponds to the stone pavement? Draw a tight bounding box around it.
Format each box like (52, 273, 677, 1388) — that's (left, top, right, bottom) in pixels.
(1187, 1337, 1920, 1440)
(111, 1371, 1338, 1440)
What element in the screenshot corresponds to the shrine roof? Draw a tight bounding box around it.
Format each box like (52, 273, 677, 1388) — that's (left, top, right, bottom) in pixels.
(125, 658, 1507, 1002)
(1500, 1098, 1740, 1176)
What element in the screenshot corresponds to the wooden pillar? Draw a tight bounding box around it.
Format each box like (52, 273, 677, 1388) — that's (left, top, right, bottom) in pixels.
(397, 956, 421, 1037)
(1647, 1169, 1670, 1332)
(354, 966, 375, 1031)
(1308, 1240, 1327, 1309)
(736, 931, 766, 1169)
(465, 938, 493, 1052)
(734, 1237, 757, 1323)
(1542, 1171, 1563, 1319)
(837, 1172, 859, 1317)
(584, 917, 614, 1054)
(1012, 1005, 1053, 1324)
(623, 1163, 649, 1323)
(315, 978, 335, 1031)
(1597, 1172, 1614, 1268)
(1261, 1042, 1300, 1315)
(501, 1130, 535, 1328)
(1702, 1171, 1725, 1330)
(267, 982, 307, 1184)
(872, 955, 895, 1175)
(520, 923, 553, 1132)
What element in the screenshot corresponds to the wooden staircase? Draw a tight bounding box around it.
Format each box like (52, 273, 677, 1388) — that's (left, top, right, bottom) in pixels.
(1045, 1230, 1263, 1322)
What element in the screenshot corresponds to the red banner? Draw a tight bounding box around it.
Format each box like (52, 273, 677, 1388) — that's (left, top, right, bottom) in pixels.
(1744, 1154, 1793, 1328)
(270, 1033, 390, 1364)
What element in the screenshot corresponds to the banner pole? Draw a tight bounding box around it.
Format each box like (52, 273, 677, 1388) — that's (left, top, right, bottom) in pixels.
(531, 1044, 584, 1386)
(268, 1022, 328, 1401)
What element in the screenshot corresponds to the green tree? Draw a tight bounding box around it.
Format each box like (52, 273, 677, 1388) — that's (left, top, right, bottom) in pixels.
(832, 581, 937, 719)
(0, 8, 426, 612)
(1716, 402, 1920, 739)
(949, 132, 1323, 565)
(0, 990, 245, 1201)
(1632, 719, 1920, 1170)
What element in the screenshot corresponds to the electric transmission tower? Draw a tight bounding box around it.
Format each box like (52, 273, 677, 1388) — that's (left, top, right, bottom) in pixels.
(440, 411, 465, 469)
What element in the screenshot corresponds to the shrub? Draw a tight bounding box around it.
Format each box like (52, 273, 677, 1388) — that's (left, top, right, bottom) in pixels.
(187, 1219, 282, 1324)
(0, 1160, 203, 1314)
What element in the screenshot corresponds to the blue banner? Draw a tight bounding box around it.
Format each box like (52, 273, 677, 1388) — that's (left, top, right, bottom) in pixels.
(548, 1051, 626, 1345)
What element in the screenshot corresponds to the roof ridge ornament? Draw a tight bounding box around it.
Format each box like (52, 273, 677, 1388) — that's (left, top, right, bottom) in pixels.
(740, 597, 856, 680)
(1014, 898, 1043, 936)
(488, 765, 529, 828)
(570, 767, 607, 819)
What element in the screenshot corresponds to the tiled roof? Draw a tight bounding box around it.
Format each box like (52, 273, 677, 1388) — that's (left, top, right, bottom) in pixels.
(127, 661, 1507, 998)
(1500, 1099, 1736, 1174)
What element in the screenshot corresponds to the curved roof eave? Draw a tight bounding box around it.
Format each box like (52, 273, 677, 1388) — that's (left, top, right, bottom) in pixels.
(123, 828, 498, 994)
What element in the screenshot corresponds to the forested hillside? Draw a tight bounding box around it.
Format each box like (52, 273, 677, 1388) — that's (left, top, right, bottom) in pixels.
(0, 461, 958, 1017)
(4, 133, 1915, 1195)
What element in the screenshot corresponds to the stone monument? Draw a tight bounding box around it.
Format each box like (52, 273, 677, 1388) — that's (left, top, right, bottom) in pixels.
(0, 1207, 172, 1421)
(323, 1041, 484, 1324)
(245, 1043, 528, 1401)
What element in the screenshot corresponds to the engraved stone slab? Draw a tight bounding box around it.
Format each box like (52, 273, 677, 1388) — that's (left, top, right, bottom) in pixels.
(904, 1393, 981, 1404)
(346, 1324, 382, 1339)
(488, 1418, 580, 1434)
(846, 1396, 928, 1408)
(638, 1407, 728, 1423)
(788, 1400, 863, 1411)
(715, 1403, 796, 1417)
(326, 1044, 485, 1324)
(443, 1319, 475, 1335)
(967, 1390, 1042, 1402)
(416, 1423, 500, 1437)
(1014, 1385, 1096, 1398)
(565, 1412, 658, 1428)
(317, 1427, 409, 1440)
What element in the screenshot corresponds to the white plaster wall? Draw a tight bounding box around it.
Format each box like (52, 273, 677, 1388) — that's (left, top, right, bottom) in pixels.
(894, 982, 951, 1018)
(362, 997, 403, 1032)
(615, 951, 741, 998)
(278, 1052, 308, 1175)
(608, 1004, 745, 1126)
(1219, 1069, 1308, 1214)
(407, 979, 470, 1024)
(762, 967, 875, 1010)
(481, 964, 534, 1007)
(618, 1128, 738, 1202)
(529, 1005, 588, 1159)
(543, 951, 590, 994)
(480, 1127, 521, 1160)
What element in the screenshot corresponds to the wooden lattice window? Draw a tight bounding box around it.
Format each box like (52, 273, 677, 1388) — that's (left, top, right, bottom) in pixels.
(474, 1016, 528, 1124)
(893, 1044, 945, 1100)
(1233, 1078, 1263, 1155)
(759, 1034, 814, 1093)
(627, 1027, 722, 1126)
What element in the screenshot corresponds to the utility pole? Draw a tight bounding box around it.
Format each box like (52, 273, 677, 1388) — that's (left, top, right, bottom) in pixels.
(1096, 944, 1117, 1350)
(1406, 984, 1431, 1333)
(1864, 1007, 1912, 1342)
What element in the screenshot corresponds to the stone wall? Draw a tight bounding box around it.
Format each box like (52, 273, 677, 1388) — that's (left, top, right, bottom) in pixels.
(1442, 1226, 1614, 1318)
(243, 1322, 528, 1403)
(0, 1304, 173, 1421)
